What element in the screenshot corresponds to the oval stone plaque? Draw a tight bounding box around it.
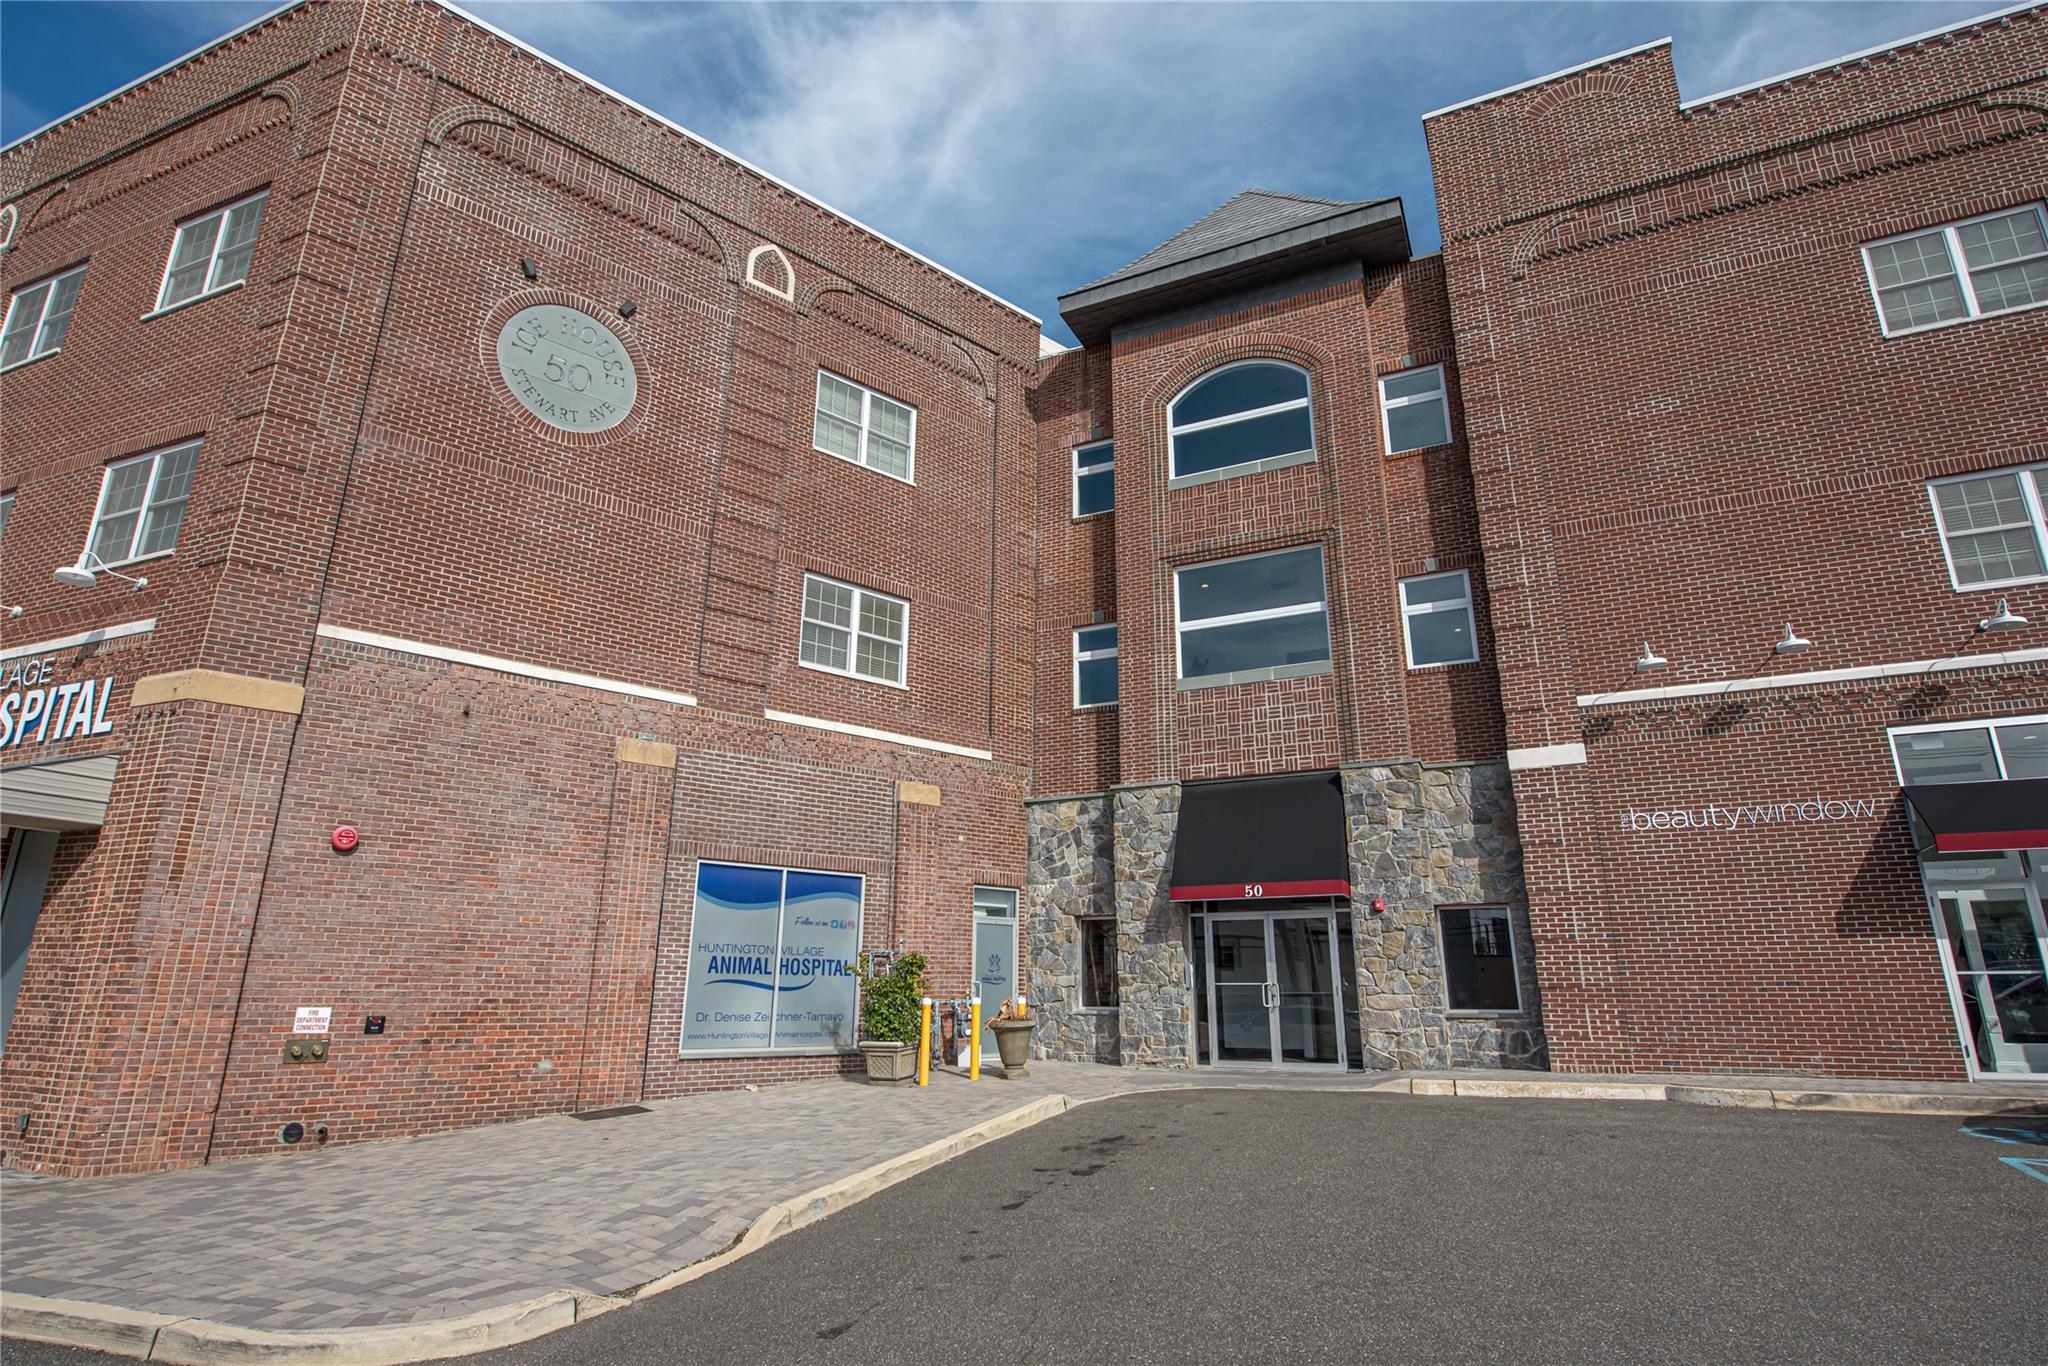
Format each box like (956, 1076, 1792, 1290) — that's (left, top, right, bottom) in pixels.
(494, 303, 638, 434)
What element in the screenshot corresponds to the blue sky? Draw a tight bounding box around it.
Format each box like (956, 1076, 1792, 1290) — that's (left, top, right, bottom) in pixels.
(0, 1, 2002, 340)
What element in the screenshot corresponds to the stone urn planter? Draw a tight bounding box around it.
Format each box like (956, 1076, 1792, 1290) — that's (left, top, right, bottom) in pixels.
(858, 1040, 918, 1087)
(986, 1017, 1035, 1077)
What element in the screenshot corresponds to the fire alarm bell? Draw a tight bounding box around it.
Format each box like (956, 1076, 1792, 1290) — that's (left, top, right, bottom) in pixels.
(1370, 896, 1387, 914)
(364, 1015, 386, 1035)
(331, 826, 360, 853)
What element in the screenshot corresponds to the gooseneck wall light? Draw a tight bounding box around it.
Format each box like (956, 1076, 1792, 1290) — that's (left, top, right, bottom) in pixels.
(52, 551, 149, 592)
(1774, 623, 1813, 654)
(1635, 641, 1669, 671)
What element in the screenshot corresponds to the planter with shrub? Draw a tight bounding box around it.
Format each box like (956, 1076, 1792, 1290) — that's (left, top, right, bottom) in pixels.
(857, 951, 927, 1086)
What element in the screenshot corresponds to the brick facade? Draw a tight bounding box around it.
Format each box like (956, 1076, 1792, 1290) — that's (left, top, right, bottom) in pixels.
(2, 0, 2042, 1175)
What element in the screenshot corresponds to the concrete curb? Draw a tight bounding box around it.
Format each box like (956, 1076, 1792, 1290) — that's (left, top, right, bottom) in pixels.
(6, 1078, 2043, 1362)
(0, 1094, 1079, 1365)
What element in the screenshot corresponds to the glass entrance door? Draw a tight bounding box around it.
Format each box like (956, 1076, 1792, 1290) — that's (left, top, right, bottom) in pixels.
(1203, 910, 1346, 1068)
(1935, 882, 2048, 1076)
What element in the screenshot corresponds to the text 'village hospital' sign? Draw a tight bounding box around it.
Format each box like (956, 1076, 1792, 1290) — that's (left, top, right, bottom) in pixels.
(0, 655, 116, 751)
(679, 861, 861, 1055)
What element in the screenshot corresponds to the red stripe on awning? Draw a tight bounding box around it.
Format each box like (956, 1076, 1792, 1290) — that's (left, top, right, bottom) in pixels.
(1169, 879, 1351, 903)
(1934, 829, 2048, 853)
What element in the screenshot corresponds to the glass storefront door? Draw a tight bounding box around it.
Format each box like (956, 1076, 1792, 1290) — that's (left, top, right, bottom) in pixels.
(1200, 907, 1346, 1068)
(1934, 877, 2048, 1076)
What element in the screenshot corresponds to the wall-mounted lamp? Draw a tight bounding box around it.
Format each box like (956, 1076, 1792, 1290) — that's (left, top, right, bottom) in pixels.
(53, 551, 148, 592)
(519, 258, 539, 281)
(1635, 641, 1668, 671)
(1980, 598, 2029, 633)
(618, 299, 636, 319)
(2, 604, 21, 618)
(1774, 623, 1812, 654)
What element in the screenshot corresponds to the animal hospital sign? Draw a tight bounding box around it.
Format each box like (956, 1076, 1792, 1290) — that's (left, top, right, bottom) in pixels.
(1620, 795, 1882, 834)
(0, 654, 117, 750)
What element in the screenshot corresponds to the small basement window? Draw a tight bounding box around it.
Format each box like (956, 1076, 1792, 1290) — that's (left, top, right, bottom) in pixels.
(1081, 917, 1119, 1009)
(1439, 906, 1519, 1013)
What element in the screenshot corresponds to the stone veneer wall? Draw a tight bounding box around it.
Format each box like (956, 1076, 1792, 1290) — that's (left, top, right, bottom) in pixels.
(1024, 796, 1119, 1063)
(1113, 783, 1190, 1067)
(1344, 761, 1545, 1070)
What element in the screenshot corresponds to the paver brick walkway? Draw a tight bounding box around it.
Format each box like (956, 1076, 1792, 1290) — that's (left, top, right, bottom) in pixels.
(1, 1061, 2036, 1335)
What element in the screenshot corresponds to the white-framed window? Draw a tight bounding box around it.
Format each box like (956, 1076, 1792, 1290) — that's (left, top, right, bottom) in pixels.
(798, 572, 908, 688)
(1073, 441, 1113, 518)
(1080, 916, 1119, 1009)
(1439, 906, 1520, 1014)
(0, 264, 85, 370)
(1399, 569, 1479, 668)
(0, 491, 13, 551)
(1862, 202, 2048, 336)
(812, 370, 916, 482)
(1378, 364, 1451, 454)
(154, 191, 268, 313)
(1167, 361, 1314, 485)
(1890, 714, 2048, 785)
(1073, 624, 1118, 708)
(1174, 545, 1331, 687)
(84, 440, 201, 567)
(1928, 465, 2048, 591)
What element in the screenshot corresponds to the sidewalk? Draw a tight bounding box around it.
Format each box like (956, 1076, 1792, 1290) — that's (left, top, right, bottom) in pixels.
(3, 1060, 2041, 1362)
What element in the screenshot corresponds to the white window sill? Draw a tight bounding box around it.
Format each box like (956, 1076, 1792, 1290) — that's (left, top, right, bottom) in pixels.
(1950, 571, 2048, 593)
(1076, 1005, 1119, 1015)
(1880, 296, 2048, 339)
(1073, 700, 1117, 711)
(1072, 509, 1112, 522)
(0, 346, 61, 375)
(141, 279, 245, 322)
(85, 548, 175, 573)
(1168, 448, 1315, 491)
(1446, 1008, 1526, 1019)
(1177, 658, 1332, 693)
(797, 656, 909, 692)
(1406, 655, 1482, 672)
(1386, 437, 1455, 458)
(812, 442, 916, 487)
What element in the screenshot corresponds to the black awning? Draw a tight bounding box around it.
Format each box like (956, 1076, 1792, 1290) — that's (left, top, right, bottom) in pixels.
(1904, 778, 2048, 853)
(1169, 770, 1349, 902)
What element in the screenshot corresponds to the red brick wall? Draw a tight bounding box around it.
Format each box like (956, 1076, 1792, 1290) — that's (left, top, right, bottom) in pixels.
(1, 0, 1039, 1174)
(1427, 8, 2048, 1076)
(1037, 264, 1504, 791)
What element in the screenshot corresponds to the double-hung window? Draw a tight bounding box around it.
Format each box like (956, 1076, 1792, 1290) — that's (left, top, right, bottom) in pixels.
(812, 371, 916, 482)
(1862, 203, 2048, 336)
(1929, 466, 2048, 590)
(1167, 362, 1314, 485)
(1174, 545, 1331, 687)
(1378, 365, 1451, 454)
(1399, 570, 1479, 668)
(1, 265, 85, 370)
(1439, 907, 1520, 1013)
(1073, 624, 1118, 708)
(1073, 441, 1113, 517)
(156, 192, 267, 312)
(799, 573, 908, 687)
(86, 441, 201, 567)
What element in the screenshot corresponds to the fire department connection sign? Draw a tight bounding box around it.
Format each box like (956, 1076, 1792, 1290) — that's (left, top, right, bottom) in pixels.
(494, 303, 637, 433)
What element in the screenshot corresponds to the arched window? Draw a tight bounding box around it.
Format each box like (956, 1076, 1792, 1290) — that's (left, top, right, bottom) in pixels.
(1168, 361, 1314, 484)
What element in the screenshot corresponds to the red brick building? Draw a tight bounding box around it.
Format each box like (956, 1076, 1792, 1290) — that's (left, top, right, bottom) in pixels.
(2, 0, 2042, 1176)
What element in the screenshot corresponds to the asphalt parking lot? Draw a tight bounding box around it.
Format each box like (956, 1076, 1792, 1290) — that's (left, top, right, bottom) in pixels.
(9, 1090, 2043, 1365)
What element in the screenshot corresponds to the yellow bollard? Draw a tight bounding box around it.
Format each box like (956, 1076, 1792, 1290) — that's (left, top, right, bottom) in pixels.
(918, 997, 932, 1088)
(1017, 994, 1028, 1020)
(969, 995, 983, 1080)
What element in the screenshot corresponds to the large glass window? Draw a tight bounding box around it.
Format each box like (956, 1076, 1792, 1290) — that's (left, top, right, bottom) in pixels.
(1073, 441, 1113, 517)
(1399, 570, 1479, 668)
(1174, 545, 1331, 686)
(1863, 203, 2048, 336)
(1073, 624, 1118, 708)
(1929, 466, 2047, 590)
(1167, 362, 1314, 483)
(1378, 365, 1451, 454)
(0, 265, 85, 370)
(156, 192, 267, 312)
(679, 861, 862, 1054)
(85, 441, 200, 566)
(1081, 917, 1119, 1009)
(812, 371, 916, 482)
(799, 573, 907, 687)
(1439, 906, 1520, 1013)
(1892, 715, 2048, 784)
